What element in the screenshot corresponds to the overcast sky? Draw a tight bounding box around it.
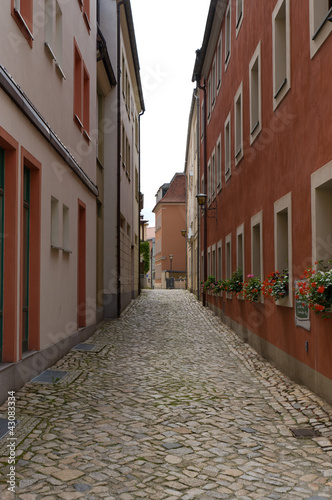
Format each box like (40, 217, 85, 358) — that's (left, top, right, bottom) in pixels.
(130, 0, 211, 226)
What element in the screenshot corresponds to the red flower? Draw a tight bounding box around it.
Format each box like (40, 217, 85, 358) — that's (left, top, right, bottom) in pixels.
(314, 304, 325, 312)
(317, 286, 325, 294)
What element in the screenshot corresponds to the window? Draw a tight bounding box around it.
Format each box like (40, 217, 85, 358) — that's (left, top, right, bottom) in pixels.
(22, 167, 30, 353)
(83, 0, 91, 31)
(212, 59, 216, 108)
(211, 150, 216, 199)
(272, 0, 291, 109)
(212, 246, 216, 279)
(73, 41, 90, 138)
(63, 204, 70, 252)
(83, 64, 90, 140)
(74, 41, 83, 129)
(207, 160, 211, 202)
(208, 248, 211, 276)
(51, 197, 59, 248)
(311, 161, 332, 269)
(217, 241, 222, 281)
(201, 100, 204, 140)
(216, 136, 222, 191)
(45, 1, 65, 78)
(309, 0, 332, 57)
(236, 0, 243, 35)
(249, 42, 262, 144)
(12, 0, 34, 46)
(217, 35, 222, 92)
(225, 3, 231, 69)
(274, 193, 292, 306)
(225, 234, 232, 280)
(225, 113, 231, 181)
(234, 83, 243, 165)
(251, 211, 263, 280)
(237, 224, 245, 277)
(207, 76, 212, 120)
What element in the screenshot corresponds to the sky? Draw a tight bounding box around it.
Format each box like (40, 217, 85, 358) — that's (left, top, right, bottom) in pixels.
(130, 0, 211, 226)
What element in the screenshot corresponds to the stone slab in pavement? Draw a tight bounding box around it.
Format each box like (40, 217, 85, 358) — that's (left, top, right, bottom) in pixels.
(0, 289, 331, 499)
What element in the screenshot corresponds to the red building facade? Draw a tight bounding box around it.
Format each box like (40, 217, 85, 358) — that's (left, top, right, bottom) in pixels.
(193, 0, 332, 403)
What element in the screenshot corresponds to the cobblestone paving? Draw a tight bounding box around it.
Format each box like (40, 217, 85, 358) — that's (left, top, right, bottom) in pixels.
(1, 290, 332, 499)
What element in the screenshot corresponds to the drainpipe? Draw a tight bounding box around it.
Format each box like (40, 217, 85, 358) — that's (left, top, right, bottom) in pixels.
(138, 108, 144, 295)
(194, 88, 200, 301)
(197, 79, 207, 307)
(117, 0, 125, 317)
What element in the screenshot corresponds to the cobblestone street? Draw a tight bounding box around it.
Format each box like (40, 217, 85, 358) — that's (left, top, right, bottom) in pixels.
(1, 290, 332, 499)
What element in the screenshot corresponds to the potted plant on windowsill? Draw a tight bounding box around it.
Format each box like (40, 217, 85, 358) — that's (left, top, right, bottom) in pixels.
(243, 274, 262, 302)
(296, 262, 332, 319)
(262, 270, 289, 302)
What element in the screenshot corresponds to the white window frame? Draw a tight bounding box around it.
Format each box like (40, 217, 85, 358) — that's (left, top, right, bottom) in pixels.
(51, 196, 60, 248)
(224, 112, 231, 182)
(311, 160, 332, 268)
(249, 42, 262, 145)
(207, 76, 212, 122)
(225, 3, 231, 71)
(236, 0, 244, 37)
(211, 148, 216, 200)
(274, 192, 293, 307)
(236, 223, 245, 278)
(216, 135, 222, 192)
(309, 0, 332, 58)
(207, 159, 211, 203)
(251, 211, 263, 281)
(217, 240, 223, 282)
(272, 0, 291, 110)
(62, 204, 70, 252)
(217, 34, 222, 93)
(234, 82, 243, 165)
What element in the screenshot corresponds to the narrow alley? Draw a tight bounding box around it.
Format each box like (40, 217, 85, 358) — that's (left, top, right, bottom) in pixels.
(1, 290, 332, 499)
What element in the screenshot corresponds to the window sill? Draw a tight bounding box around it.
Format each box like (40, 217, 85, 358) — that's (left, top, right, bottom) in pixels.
(45, 42, 56, 61)
(51, 244, 61, 251)
(55, 63, 66, 80)
(83, 11, 91, 33)
(74, 114, 83, 131)
(83, 129, 91, 143)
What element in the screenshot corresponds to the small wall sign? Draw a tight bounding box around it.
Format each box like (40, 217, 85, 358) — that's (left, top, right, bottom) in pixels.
(294, 280, 310, 331)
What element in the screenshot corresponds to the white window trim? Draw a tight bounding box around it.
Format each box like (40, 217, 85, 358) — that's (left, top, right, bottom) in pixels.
(216, 134, 222, 193)
(249, 41, 262, 145)
(217, 239, 223, 282)
(251, 211, 263, 280)
(234, 82, 243, 166)
(211, 243, 217, 279)
(225, 3, 231, 71)
(217, 34, 222, 94)
(272, 0, 291, 110)
(274, 192, 293, 307)
(311, 160, 332, 266)
(225, 233, 232, 299)
(224, 112, 231, 182)
(236, 0, 244, 37)
(211, 148, 216, 200)
(236, 223, 245, 278)
(309, 0, 332, 58)
(212, 57, 216, 111)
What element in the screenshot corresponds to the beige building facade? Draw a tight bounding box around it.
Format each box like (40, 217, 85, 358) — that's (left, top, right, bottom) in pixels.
(0, 1, 98, 401)
(184, 91, 199, 296)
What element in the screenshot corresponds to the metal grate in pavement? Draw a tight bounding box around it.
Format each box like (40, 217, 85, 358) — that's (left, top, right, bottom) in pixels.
(0, 418, 10, 440)
(31, 370, 67, 383)
(290, 427, 320, 438)
(72, 343, 108, 353)
(72, 343, 95, 351)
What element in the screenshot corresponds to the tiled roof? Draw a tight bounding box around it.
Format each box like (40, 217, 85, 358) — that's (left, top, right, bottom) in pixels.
(160, 173, 186, 204)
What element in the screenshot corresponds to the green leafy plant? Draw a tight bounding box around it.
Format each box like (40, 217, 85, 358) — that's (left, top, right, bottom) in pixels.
(225, 268, 243, 295)
(296, 261, 332, 319)
(262, 270, 289, 301)
(243, 274, 261, 302)
(140, 241, 150, 274)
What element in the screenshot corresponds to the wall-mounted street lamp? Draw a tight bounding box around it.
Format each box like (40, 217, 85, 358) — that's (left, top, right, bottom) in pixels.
(196, 193, 217, 218)
(169, 254, 173, 280)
